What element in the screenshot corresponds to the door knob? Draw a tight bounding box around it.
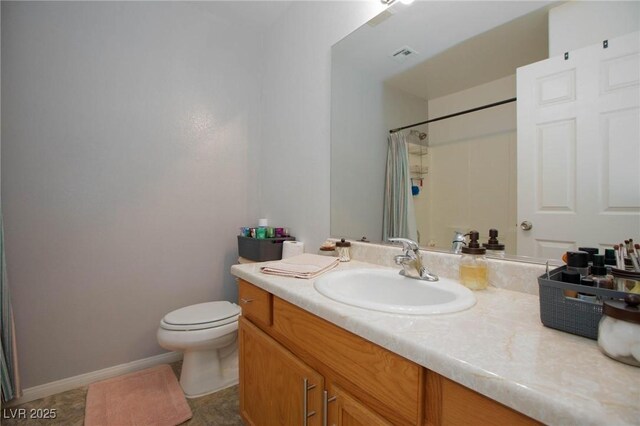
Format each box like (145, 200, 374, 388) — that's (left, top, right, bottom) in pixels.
(520, 221, 533, 231)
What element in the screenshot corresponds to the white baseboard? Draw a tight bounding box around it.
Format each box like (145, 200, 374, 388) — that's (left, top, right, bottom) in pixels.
(9, 351, 183, 407)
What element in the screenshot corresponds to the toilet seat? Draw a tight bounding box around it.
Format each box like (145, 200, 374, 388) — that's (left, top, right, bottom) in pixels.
(160, 301, 240, 331)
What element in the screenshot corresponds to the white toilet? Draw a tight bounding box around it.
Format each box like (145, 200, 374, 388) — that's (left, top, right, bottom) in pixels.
(157, 301, 241, 398)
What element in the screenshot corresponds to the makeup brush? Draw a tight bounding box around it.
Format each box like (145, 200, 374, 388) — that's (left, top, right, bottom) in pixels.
(614, 244, 623, 269)
(632, 243, 640, 272)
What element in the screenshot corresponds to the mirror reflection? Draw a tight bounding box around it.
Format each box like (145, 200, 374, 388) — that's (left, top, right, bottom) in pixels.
(331, 1, 640, 261)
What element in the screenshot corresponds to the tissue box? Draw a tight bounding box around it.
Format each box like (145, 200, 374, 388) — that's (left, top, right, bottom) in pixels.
(237, 236, 295, 262)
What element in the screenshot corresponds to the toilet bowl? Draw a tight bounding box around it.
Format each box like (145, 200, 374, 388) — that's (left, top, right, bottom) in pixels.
(157, 301, 240, 398)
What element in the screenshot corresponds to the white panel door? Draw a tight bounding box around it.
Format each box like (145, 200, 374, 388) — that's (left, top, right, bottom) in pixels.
(517, 32, 640, 259)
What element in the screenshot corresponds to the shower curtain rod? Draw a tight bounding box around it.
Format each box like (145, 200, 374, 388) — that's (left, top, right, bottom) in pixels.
(389, 97, 517, 134)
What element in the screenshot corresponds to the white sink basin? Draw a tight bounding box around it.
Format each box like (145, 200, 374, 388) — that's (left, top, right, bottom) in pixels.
(314, 268, 476, 315)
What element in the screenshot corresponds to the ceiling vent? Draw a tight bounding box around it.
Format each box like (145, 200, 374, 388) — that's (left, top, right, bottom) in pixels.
(390, 46, 419, 63)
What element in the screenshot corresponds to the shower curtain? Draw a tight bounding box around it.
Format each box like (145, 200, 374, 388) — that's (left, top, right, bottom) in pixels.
(382, 132, 418, 242)
(1, 211, 20, 402)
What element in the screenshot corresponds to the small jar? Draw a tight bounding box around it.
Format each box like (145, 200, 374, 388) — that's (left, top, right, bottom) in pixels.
(611, 268, 640, 293)
(459, 230, 488, 290)
(265, 227, 275, 238)
(597, 294, 640, 367)
(335, 238, 351, 262)
(318, 240, 336, 257)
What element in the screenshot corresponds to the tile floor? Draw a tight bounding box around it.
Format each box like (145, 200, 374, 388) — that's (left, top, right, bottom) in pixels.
(2, 361, 243, 426)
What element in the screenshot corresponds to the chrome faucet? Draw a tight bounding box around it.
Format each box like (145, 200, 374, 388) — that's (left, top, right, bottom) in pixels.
(389, 237, 439, 282)
(451, 231, 467, 254)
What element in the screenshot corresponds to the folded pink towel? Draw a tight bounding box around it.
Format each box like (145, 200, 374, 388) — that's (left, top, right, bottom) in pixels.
(260, 253, 339, 279)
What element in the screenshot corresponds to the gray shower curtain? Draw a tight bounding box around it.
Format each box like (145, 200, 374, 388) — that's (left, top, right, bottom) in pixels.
(1, 211, 20, 402)
(382, 132, 418, 242)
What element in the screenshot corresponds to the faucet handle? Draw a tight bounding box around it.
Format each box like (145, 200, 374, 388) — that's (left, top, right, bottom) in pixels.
(452, 231, 467, 242)
(389, 237, 420, 252)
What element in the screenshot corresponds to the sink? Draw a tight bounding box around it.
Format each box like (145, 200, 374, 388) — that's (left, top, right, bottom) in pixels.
(314, 268, 476, 315)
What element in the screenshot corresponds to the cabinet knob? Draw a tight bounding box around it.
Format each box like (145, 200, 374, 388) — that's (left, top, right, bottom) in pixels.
(240, 298, 254, 304)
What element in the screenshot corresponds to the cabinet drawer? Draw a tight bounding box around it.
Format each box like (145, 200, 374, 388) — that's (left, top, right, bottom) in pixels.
(237, 279, 272, 326)
(273, 297, 422, 425)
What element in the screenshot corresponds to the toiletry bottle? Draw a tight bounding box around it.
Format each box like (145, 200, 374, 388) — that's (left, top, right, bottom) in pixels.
(335, 238, 351, 262)
(482, 228, 505, 258)
(459, 231, 488, 290)
(589, 254, 614, 290)
(561, 270, 581, 298)
(577, 278, 598, 303)
(578, 247, 599, 264)
(566, 251, 590, 277)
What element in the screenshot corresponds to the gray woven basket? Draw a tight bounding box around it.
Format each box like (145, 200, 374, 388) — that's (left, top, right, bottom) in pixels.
(538, 267, 628, 340)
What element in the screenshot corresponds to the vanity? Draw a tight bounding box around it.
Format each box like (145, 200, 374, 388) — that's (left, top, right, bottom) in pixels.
(230, 245, 639, 426)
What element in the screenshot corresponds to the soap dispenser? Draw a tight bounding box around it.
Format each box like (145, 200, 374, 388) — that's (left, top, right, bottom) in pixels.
(335, 238, 351, 262)
(460, 230, 488, 290)
(482, 228, 505, 258)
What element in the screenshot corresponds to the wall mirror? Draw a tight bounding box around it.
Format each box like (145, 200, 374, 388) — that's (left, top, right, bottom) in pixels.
(330, 1, 640, 262)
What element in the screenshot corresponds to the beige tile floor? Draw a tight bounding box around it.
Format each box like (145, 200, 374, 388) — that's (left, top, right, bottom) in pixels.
(2, 361, 243, 426)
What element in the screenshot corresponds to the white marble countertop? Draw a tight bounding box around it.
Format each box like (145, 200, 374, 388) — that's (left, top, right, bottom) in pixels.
(230, 260, 640, 426)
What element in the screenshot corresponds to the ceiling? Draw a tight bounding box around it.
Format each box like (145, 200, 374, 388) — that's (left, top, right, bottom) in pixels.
(188, 1, 292, 34)
(386, 6, 550, 100)
(333, 0, 556, 100)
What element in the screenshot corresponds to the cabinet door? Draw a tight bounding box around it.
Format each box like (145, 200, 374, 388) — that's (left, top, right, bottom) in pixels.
(327, 383, 392, 426)
(239, 317, 324, 426)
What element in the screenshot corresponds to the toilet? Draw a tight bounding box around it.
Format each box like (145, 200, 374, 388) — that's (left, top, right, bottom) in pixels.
(157, 301, 241, 398)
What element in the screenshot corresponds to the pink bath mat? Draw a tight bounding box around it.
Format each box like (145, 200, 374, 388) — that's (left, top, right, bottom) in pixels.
(85, 364, 192, 426)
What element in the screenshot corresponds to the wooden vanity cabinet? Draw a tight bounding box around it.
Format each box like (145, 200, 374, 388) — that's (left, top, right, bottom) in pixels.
(272, 297, 422, 425)
(239, 317, 323, 425)
(237, 279, 539, 426)
(425, 373, 541, 426)
(239, 315, 394, 426)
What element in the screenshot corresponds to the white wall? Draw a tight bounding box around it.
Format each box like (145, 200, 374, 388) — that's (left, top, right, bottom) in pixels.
(260, 1, 384, 251)
(549, 1, 640, 57)
(426, 75, 517, 253)
(2, 2, 262, 388)
(331, 61, 386, 242)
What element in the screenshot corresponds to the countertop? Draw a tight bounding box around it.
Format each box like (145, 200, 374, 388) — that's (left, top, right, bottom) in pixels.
(230, 260, 639, 426)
